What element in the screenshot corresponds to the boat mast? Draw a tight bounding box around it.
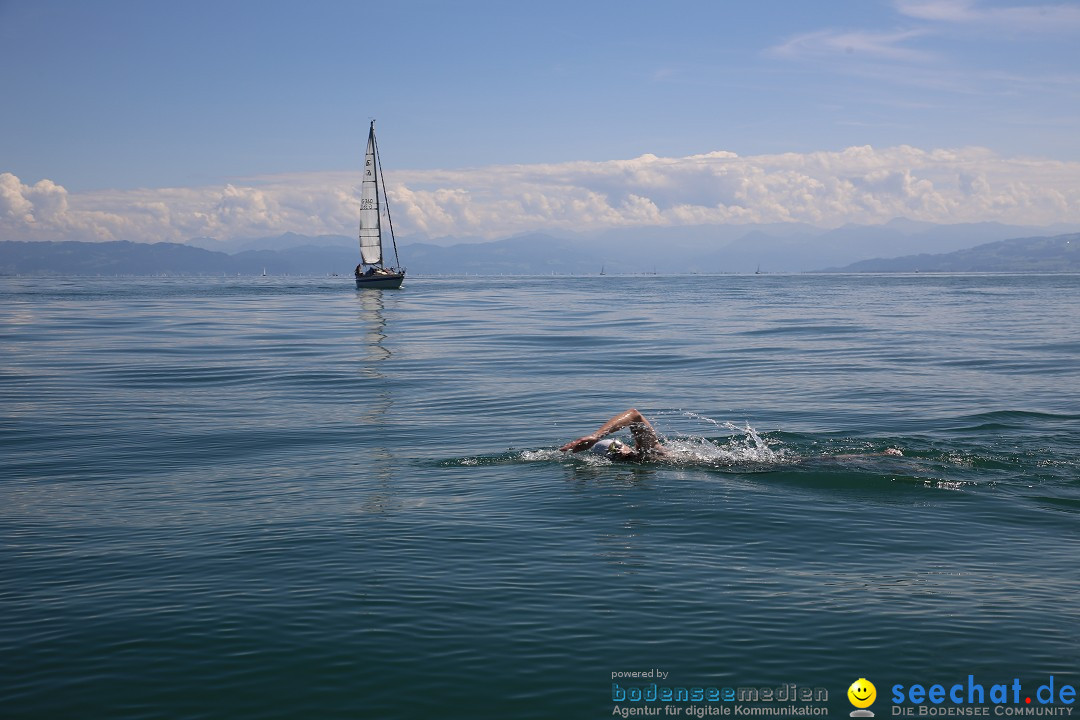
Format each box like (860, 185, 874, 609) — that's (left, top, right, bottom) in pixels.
(359, 120, 383, 268)
(372, 124, 402, 270)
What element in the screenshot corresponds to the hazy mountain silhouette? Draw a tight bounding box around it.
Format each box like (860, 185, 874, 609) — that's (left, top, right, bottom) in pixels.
(820, 234, 1080, 273)
(3, 223, 1079, 275)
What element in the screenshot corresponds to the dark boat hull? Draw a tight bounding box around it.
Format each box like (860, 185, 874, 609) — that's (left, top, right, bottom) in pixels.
(355, 271, 405, 289)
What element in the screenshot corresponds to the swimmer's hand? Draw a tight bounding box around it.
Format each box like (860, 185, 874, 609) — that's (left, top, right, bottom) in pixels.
(560, 434, 599, 453)
(884, 448, 903, 456)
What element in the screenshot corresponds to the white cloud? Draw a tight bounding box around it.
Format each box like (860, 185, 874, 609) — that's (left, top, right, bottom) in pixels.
(768, 29, 935, 63)
(3, 145, 1080, 245)
(896, 0, 1080, 31)
(770, 2, 1080, 102)
(1, 174, 67, 225)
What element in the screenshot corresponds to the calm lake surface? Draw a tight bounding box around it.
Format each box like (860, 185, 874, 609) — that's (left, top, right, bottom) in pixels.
(2, 274, 1079, 719)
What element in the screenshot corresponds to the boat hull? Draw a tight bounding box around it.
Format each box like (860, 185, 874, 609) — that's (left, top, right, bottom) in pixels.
(355, 271, 405, 289)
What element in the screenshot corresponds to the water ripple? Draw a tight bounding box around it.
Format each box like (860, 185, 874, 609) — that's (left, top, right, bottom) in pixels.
(2, 274, 1079, 719)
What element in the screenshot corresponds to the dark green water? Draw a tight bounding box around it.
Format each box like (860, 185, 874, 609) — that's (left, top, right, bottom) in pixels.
(2, 274, 1078, 719)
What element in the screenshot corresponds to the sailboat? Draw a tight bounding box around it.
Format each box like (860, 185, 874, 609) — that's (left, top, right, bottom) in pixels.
(355, 120, 405, 289)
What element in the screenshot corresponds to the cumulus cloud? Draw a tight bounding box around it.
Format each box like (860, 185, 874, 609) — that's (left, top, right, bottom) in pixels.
(1, 174, 68, 226)
(382, 146, 1080, 236)
(3, 145, 1080, 244)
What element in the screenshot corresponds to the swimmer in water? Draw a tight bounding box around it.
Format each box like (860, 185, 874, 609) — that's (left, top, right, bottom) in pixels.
(559, 408, 903, 463)
(559, 408, 670, 462)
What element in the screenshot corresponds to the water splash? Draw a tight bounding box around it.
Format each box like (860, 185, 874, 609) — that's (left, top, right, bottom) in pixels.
(519, 449, 565, 463)
(662, 428, 790, 467)
(662, 411, 791, 467)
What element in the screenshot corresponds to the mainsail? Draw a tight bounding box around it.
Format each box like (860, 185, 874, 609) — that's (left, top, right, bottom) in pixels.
(358, 123, 382, 265)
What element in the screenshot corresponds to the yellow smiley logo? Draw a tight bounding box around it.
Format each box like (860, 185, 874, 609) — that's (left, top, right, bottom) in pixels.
(848, 678, 877, 709)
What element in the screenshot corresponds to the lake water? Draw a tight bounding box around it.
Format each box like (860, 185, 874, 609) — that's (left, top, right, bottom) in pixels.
(2, 274, 1079, 719)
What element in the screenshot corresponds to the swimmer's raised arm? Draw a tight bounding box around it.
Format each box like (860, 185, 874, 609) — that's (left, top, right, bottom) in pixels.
(559, 408, 665, 454)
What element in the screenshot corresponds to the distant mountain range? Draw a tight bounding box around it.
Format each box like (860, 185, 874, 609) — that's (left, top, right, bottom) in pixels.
(823, 234, 1080, 272)
(2, 223, 1079, 276)
(0, 240, 357, 276)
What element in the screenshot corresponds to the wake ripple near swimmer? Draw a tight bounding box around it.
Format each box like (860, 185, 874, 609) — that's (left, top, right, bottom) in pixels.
(438, 422, 999, 494)
(441, 411, 985, 493)
(655, 413, 974, 488)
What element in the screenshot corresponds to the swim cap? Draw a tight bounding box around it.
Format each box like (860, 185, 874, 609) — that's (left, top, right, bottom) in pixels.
(590, 439, 615, 455)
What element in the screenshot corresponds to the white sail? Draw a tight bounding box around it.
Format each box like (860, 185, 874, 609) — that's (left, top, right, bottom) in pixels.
(358, 124, 382, 265)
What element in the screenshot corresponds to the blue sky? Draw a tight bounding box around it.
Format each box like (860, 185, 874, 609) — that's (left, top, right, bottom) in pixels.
(1, 0, 1079, 242)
